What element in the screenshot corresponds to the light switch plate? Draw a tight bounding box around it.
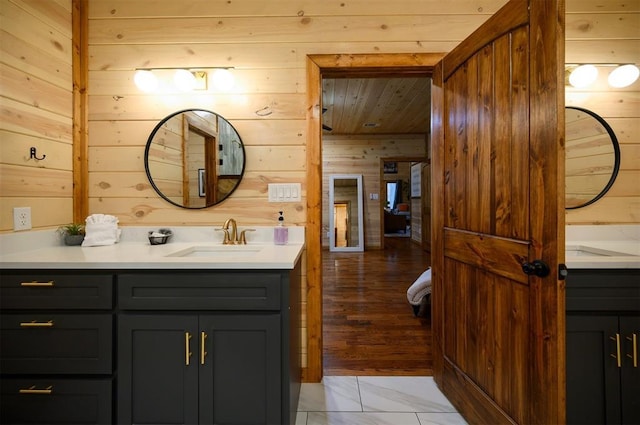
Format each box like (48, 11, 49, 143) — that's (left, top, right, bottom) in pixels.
(268, 183, 302, 202)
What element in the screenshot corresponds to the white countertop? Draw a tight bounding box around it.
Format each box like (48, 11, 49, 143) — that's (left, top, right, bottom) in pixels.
(565, 225, 640, 269)
(0, 226, 305, 270)
(1, 224, 638, 270)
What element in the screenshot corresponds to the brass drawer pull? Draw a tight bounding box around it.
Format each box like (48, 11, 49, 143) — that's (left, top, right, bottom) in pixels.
(185, 332, 192, 366)
(20, 281, 54, 287)
(19, 385, 53, 395)
(20, 320, 54, 328)
(201, 332, 207, 365)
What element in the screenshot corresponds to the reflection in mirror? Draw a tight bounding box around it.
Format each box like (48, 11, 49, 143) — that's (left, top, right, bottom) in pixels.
(565, 106, 620, 209)
(329, 175, 364, 252)
(144, 109, 245, 208)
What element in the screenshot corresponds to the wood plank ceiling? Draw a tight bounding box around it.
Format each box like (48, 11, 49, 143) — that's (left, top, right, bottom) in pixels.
(322, 77, 432, 135)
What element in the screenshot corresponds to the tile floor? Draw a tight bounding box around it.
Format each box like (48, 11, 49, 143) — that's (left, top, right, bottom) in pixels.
(296, 376, 468, 425)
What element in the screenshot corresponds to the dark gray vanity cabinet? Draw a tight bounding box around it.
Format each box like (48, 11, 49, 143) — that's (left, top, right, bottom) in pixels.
(0, 272, 114, 425)
(117, 266, 301, 425)
(566, 269, 640, 425)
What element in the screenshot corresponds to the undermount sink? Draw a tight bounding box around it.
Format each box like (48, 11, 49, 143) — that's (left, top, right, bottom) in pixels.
(565, 245, 632, 257)
(166, 245, 263, 258)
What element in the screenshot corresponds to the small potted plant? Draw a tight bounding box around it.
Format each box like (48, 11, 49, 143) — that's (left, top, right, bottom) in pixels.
(58, 223, 85, 246)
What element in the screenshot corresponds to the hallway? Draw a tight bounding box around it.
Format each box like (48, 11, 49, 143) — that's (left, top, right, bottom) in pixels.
(323, 238, 432, 375)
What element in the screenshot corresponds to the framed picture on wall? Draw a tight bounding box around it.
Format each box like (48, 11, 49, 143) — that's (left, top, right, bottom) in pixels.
(384, 162, 398, 174)
(411, 163, 421, 198)
(198, 168, 205, 197)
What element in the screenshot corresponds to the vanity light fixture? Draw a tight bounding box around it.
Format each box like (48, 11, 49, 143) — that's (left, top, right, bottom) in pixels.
(134, 69, 159, 93)
(173, 69, 198, 91)
(566, 63, 639, 88)
(567, 64, 598, 88)
(608, 64, 640, 88)
(211, 69, 235, 91)
(133, 67, 234, 92)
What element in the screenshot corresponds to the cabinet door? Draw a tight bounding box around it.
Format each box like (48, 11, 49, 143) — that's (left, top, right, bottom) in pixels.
(118, 315, 199, 425)
(199, 314, 281, 425)
(620, 316, 640, 425)
(566, 315, 621, 424)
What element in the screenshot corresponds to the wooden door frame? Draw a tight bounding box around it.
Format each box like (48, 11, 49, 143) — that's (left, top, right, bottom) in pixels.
(304, 53, 444, 382)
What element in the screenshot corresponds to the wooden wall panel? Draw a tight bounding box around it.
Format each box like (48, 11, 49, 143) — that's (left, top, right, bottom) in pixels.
(0, 0, 73, 232)
(0, 165, 72, 197)
(88, 0, 507, 18)
(0, 131, 73, 171)
(89, 16, 493, 45)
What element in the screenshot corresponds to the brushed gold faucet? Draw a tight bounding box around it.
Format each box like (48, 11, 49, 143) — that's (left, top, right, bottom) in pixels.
(222, 218, 237, 244)
(220, 218, 255, 245)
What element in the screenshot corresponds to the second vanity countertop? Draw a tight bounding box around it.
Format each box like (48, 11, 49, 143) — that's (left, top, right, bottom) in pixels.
(0, 226, 305, 270)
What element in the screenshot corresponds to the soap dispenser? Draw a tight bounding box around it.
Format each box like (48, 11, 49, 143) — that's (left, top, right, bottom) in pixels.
(274, 211, 288, 245)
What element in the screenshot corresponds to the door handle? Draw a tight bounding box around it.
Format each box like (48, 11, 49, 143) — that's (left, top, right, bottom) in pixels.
(185, 332, 192, 366)
(19, 385, 53, 395)
(627, 333, 638, 367)
(611, 334, 622, 368)
(20, 281, 54, 287)
(20, 320, 54, 328)
(201, 332, 207, 365)
(521, 260, 550, 277)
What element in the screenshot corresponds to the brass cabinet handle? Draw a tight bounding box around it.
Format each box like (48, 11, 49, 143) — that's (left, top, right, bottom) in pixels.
(185, 332, 192, 366)
(19, 385, 53, 395)
(610, 334, 622, 368)
(20, 320, 54, 328)
(201, 332, 207, 365)
(20, 281, 54, 287)
(627, 333, 638, 368)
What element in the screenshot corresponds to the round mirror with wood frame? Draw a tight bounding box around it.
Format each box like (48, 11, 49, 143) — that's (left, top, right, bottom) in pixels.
(565, 106, 620, 210)
(144, 109, 245, 209)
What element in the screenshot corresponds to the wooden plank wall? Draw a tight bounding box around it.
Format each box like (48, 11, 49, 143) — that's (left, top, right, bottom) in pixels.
(323, 135, 426, 249)
(0, 0, 74, 231)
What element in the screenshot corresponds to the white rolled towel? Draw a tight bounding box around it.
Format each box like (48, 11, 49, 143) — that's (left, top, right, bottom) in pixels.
(406, 268, 432, 306)
(82, 214, 120, 246)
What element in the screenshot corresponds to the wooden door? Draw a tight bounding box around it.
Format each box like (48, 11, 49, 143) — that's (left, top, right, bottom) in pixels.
(431, 0, 565, 423)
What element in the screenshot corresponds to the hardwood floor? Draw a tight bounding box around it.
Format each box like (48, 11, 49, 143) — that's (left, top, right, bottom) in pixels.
(322, 237, 433, 376)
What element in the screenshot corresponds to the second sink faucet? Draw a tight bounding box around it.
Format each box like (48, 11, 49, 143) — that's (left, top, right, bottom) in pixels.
(220, 218, 255, 245)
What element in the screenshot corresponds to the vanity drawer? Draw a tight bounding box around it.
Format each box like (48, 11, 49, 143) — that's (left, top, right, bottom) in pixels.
(0, 314, 113, 374)
(0, 272, 113, 310)
(566, 269, 640, 312)
(118, 272, 282, 310)
(0, 378, 112, 424)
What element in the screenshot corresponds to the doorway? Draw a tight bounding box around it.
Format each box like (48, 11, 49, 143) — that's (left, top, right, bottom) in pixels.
(305, 53, 443, 382)
(333, 202, 349, 247)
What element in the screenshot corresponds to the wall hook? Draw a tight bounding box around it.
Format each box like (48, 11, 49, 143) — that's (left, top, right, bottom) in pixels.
(30, 147, 46, 161)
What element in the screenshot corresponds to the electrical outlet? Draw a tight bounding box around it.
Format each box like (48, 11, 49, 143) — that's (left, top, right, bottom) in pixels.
(13, 207, 32, 231)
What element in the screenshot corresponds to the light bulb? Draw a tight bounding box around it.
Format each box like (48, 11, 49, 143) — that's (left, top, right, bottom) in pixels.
(173, 69, 196, 91)
(212, 69, 235, 91)
(569, 65, 598, 88)
(134, 70, 158, 92)
(608, 64, 639, 88)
